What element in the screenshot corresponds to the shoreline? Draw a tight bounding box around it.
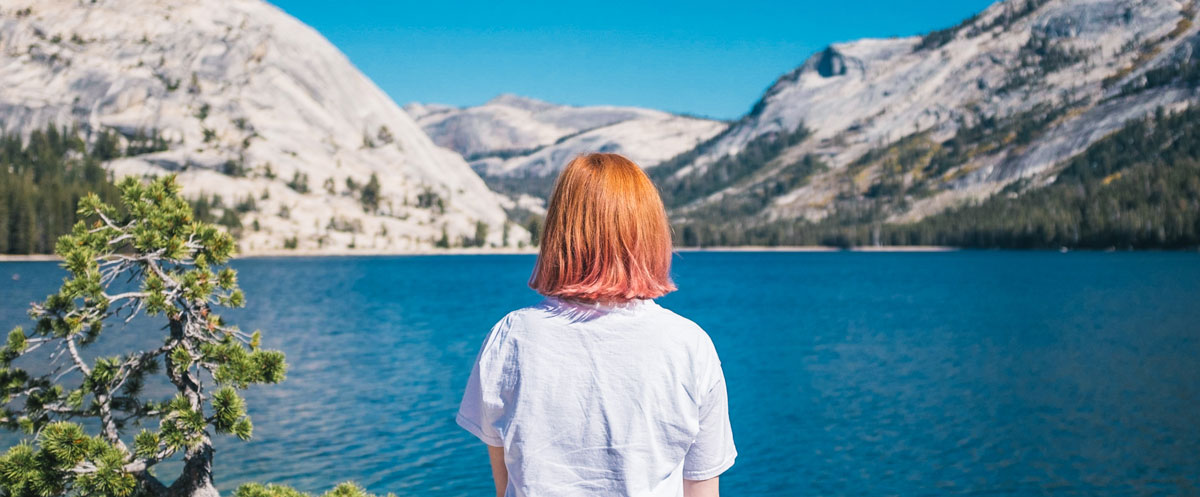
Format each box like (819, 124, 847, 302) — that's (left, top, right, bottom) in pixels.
(675, 245, 957, 252)
(7, 245, 1200, 261)
(0, 254, 63, 262)
(0, 245, 952, 261)
(236, 247, 541, 258)
(1, 245, 946, 261)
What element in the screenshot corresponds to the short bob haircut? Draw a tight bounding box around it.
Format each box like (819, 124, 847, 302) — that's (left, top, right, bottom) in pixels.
(529, 153, 675, 302)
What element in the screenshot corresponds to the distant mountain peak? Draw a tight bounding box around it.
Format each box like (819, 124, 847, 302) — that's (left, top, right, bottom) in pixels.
(811, 46, 849, 78)
(409, 96, 727, 201)
(485, 93, 557, 111)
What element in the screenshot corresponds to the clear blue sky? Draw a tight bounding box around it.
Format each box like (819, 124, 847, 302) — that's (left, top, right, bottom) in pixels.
(266, 0, 996, 120)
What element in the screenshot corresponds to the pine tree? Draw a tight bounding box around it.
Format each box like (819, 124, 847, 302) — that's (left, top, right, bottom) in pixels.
(473, 221, 488, 248)
(0, 176, 285, 497)
(435, 225, 450, 249)
(525, 215, 542, 247)
(359, 173, 380, 213)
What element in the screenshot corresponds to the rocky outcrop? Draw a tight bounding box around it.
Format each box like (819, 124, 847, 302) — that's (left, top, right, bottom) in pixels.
(654, 0, 1199, 226)
(0, 0, 524, 253)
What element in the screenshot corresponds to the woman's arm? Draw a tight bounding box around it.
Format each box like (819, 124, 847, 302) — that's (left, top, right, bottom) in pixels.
(487, 445, 508, 497)
(683, 476, 720, 497)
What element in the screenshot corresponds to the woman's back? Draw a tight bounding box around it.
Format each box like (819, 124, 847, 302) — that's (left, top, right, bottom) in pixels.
(457, 296, 736, 496)
(456, 153, 735, 496)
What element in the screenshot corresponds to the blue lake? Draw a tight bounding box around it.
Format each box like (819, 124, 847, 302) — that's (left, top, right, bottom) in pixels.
(2, 251, 1200, 496)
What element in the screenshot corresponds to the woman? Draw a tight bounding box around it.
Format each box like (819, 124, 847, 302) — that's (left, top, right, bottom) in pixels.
(457, 153, 736, 497)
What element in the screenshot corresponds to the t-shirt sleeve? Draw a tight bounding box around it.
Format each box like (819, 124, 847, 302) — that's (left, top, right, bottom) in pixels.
(455, 315, 512, 447)
(682, 343, 737, 480)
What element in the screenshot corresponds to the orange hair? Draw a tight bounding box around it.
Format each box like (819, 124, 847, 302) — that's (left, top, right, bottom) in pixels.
(529, 153, 676, 302)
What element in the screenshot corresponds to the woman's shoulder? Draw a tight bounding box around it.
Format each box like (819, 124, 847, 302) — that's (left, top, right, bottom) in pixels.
(643, 302, 707, 334)
(648, 305, 726, 386)
(490, 297, 713, 343)
(645, 303, 720, 350)
(483, 298, 559, 338)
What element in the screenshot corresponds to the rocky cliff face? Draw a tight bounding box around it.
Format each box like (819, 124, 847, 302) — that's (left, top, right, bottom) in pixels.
(649, 0, 1200, 227)
(406, 94, 727, 178)
(0, 0, 524, 253)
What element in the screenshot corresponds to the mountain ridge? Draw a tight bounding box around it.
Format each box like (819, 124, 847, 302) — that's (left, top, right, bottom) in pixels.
(405, 95, 728, 180)
(645, 0, 1200, 245)
(0, 0, 526, 253)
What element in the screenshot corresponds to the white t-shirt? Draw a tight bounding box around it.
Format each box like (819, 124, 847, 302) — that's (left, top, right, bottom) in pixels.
(457, 295, 737, 497)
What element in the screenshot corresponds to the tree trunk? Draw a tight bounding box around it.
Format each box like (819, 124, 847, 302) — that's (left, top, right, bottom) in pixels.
(162, 316, 221, 497)
(135, 469, 169, 497)
(168, 441, 219, 497)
